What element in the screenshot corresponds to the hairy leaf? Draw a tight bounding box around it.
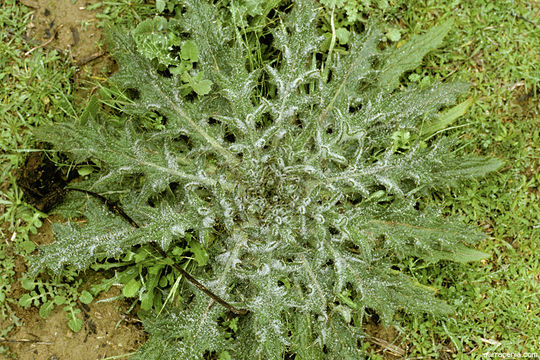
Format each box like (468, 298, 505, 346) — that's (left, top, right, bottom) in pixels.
(34, 0, 502, 358)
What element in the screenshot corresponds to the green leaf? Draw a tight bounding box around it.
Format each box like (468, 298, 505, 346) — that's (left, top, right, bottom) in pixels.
(134, 249, 149, 263)
(335, 27, 350, 44)
(54, 295, 67, 305)
(19, 240, 36, 253)
(21, 278, 35, 290)
(123, 278, 141, 298)
(386, 28, 401, 42)
(156, 0, 165, 12)
(148, 265, 162, 275)
(68, 317, 83, 332)
(380, 20, 452, 91)
(422, 97, 474, 137)
(192, 79, 213, 96)
(91, 266, 139, 296)
(77, 165, 94, 177)
(80, 95, 100, 125)
(451, 246, 489, 263)
(29, 199, 197, 275)
(39, 301, 54, 319)
(218, 351, 232, 360)
(189, 241, 209, 267)
(140, 291, 155, 311)
(19, 294, 33, 308)
(181, 40, 199, 62)
(79, 290, 94, 304)
(409, 73, 421, 82)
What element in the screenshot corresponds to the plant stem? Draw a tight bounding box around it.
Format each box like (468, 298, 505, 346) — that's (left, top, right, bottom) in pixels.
(322, 7, 336, 82)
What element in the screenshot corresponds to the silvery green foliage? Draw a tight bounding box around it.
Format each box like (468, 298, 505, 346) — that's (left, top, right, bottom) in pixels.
(34, 0, 501, 358)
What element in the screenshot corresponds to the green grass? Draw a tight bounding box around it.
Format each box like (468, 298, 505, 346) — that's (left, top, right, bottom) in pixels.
(0, 0, 75, 226)
(1, 0, 538, 358)
(368, 0, 539, 357)
(0, 1, 88, 354)
(0, 2, 67, 240)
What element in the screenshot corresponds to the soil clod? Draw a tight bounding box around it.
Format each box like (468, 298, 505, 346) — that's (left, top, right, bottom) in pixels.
(16, 152, 67, 212)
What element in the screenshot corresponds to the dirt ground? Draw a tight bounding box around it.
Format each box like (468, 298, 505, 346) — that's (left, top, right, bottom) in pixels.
(4, 288, 147, 360)
(20, 0, 108, 68)
(2, 217, 147, 360)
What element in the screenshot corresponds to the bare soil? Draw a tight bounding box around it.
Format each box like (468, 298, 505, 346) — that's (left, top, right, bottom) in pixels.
(5, 289, 147, 360)
(3, 218, 147, 360)
(21, 0, 107, 67)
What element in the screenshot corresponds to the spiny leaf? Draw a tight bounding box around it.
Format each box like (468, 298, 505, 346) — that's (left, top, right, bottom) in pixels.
(422, 96, 475, 137)
(379, 20, 453, 92)
(35, 1, 500, 358)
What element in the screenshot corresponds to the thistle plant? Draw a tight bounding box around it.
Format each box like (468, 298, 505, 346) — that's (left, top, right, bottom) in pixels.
(32, 0, 501, 358)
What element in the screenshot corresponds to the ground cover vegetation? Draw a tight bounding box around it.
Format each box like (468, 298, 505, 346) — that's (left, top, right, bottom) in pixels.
(0, 0, 83, 346)
(1, 0, 538, 358)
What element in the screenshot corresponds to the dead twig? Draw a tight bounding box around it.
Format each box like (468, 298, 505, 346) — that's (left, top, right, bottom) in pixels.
(76, 51, 106, 67)
(511, 12, 539, 28)
(0, 336, 53, 345)
(24, 24, 63, 56)
(367, 335, 406, 357)
(5, 28, 64, 54)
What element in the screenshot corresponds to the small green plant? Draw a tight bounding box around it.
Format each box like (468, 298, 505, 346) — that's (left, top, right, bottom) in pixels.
(0, 244, 16, 319)
(132, 16, 213, 96)
(0, 176, 44, 254)
(90, 233, 208, 312)
(32, 0, 502, 358)
(18, 272, 94, 332)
